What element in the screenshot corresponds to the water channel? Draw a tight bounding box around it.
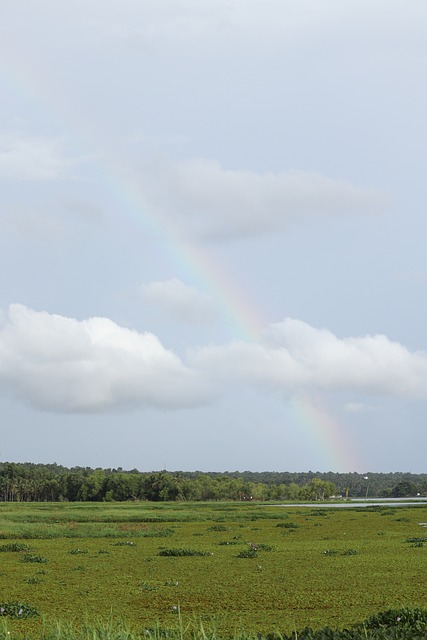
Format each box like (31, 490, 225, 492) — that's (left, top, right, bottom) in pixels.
(274, 497, 427, 508)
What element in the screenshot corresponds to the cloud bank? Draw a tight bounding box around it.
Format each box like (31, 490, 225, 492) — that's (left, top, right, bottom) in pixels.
(141, 158, 385, 241)
(1, 305, 427, 414)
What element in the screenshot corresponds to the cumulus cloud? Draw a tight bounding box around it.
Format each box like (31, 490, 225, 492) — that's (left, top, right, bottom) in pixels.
(1, 305, 427, 415)
(0, 132, 82, 181)
(191, 319, 427, 399)
(140, 279, 217, 324)
(141, 158, 385, 241)
(0, 304, 210, 412)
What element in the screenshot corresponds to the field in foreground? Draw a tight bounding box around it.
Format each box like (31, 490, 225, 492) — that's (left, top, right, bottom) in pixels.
(0, 501, 426, 637)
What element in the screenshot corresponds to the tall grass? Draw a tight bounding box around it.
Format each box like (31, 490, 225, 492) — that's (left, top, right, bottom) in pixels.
(1, 608, 427, 640)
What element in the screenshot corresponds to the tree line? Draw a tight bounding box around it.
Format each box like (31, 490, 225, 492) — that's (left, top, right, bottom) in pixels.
(0, 462, 426, 502)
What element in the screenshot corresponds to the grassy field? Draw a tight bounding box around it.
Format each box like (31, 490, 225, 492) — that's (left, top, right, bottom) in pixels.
(0, 501, 426, 637)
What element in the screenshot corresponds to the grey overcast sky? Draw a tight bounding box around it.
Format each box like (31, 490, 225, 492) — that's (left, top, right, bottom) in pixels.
(1, 1, 426, 473)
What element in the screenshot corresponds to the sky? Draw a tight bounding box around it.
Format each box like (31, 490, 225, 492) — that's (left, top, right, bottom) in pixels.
(0, 0, 426, 474)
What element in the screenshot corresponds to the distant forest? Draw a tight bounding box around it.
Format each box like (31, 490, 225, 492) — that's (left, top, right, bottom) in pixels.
(0, 462, 426, 502)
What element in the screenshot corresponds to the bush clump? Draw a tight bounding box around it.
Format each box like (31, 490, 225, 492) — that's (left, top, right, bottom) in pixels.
(20, 554, 48, 563)
(158, 548, 212, 557)
(352, 607, 427, 638)
(237, 548, 258, 558)
(406, 536, 427, 543)
(265, 607, 427, 639)
(254, 543, 274, 551)
(139, 581, 158, 591)
(0, 543, 33, 552)
(0, 602, 39, 618)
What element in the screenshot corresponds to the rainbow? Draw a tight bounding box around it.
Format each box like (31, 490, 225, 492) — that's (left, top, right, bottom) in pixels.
(291, 395, 360, 472)
(3, 52, 361, 472)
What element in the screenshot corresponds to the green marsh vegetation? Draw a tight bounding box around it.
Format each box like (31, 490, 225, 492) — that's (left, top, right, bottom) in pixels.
(0, 501, 426, 638)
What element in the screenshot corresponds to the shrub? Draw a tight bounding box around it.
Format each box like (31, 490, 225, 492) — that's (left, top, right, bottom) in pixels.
(237, 548, 258, 558)
(266, 608, 427, 639)
(139, 581, 158, 591)
(20, 554, 48, 563)
(0, 602, 39, 618)
(0, 543, 33, 552)
(255, 543, 274, 551)
(406, 536, 427, 543)
(158, 548, 212, 557)
(360, 606, 427, 631)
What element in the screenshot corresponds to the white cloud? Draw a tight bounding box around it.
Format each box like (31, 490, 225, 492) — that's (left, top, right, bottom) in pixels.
(1, 306, 427, 416)
(141, 158, 385, 241)
(191, 319, 427, 399)
(140, 278, 216, 324)
(0, 304, 210, 412)
(0, 132, 82, 181)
